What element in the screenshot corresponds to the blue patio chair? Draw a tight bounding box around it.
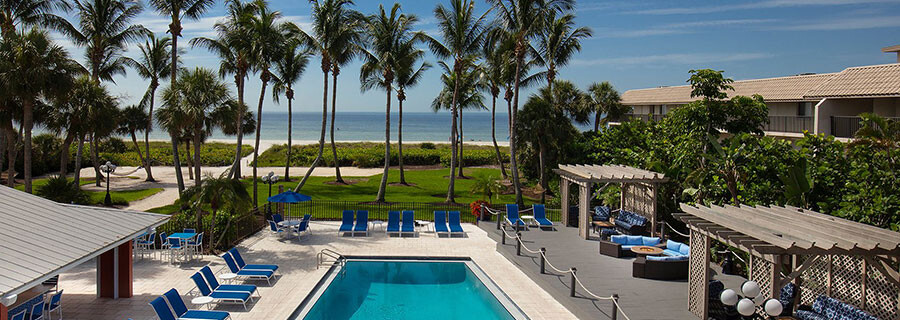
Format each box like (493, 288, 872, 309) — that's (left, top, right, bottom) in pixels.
(136, 232, 156, 259)
(199, 266, 259, 297)
(353, 210, 368, 237)
(187, 233, 203, 255)
(167, 236, 184, 263)
(401, 210, 416, 237)
(159, 232, 169, 250)
(338, 210, 354, 235)
(433, 211, 449, 237)
(386, 211, 401, 236)
(532, 204, 554, 230)
(295, 219, 311, 239)
(44, 290, 62, 320)
(302, 214, 311, 221)
(271, 214, 283, 224)
(159, 288, 231, 320)
(448, 211, 464, 236)
(505, 204, 527, 230)
(222, 252, 275, 285)
(183, 228, 196, 233)
(29, 300, 43, 320)
(190, 273, 253, 310)
(9, 310, 26, 320)
(228, 248, 278, 272)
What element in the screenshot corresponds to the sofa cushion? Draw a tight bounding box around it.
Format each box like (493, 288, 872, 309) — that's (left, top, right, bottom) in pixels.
(663, 249, 682, 257)
(647, 255, 688, 261)
(647, 256, 667, 261)
(610, 235, 627, 245)
(666, 240, 683, 252)
(625, 235, 643, 245)
(614, 220, 633, 230)
(641, 236, 661, 246)
(593, 206, 611, 221)
(796, 310, 829, 320)
(620, 245, 636, 250)
(679, 244, 691, 256)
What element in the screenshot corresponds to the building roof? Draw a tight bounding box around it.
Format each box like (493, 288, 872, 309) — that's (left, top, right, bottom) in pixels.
(554, 164, 668, 183)
(0, 187, 169, 297)
(805, 63, 900, 98)
(621, 73, 835, 105)
(674, 204, 900, 256)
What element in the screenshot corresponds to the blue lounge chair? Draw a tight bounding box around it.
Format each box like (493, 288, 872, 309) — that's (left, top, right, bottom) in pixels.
(532, 204, 554, 230)
(401, 210, 416, 237)
(190, 273, 253, 310)
(199, 266, 259, 297)
(353, 210, 368, 237)
(386, 211, 401, 236)
(228, 248, 278, 272)
(44, 290, 62, 320)
(9, 310, 25, 320)
(448, 211, 464, 236)
(433, 211, 449, 237)
(338, 210, 354, 235)
(28, 302, 43, 320)
(222, 252, 275, 285)
(505, 204, 527, 230)
(153, 289, 231, 320)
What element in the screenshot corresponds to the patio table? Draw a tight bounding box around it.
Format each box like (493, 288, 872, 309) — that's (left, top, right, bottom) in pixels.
(521, 215, 536, 227)
(191, 296, 214, 310)
(167, 232, 197, 261)
(415, 220, 433, 232)
(278, 220, 302, 227)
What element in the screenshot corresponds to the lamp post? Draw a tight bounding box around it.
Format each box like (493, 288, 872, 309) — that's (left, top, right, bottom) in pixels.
(720, 280, 784, 319)
(261, 171, 280, 215)
(100, 161, 117, 206)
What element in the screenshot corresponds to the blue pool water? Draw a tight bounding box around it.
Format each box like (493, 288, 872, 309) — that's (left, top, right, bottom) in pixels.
(303, 261, 516, 320)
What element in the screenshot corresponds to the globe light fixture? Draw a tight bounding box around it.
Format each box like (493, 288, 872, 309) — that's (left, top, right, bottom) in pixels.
(100, 161, 117, 206)
(736, 298, 756, 316)
(720, 289, 739, 306)
(720, 280, 785, 318)
(764, 298, 784, 316)
(741, 280, 761, 298)
(261, 172, 280, 214)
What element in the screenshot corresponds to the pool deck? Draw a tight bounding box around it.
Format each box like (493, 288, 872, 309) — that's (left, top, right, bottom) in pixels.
(478, 221, 699, 320)
(56, 221, 577, 320)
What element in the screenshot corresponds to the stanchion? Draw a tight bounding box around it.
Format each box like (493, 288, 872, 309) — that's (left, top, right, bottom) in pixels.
(539, 248, 546, 274)
(496, 209, 501, 230)
(516, 232, 522, 256)
(611, 293, 619, 320)
(570, 267, 577, 297)
(501, 230, 506, 245)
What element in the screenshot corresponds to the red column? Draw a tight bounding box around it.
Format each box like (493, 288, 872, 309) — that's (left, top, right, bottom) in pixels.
(97, 240, 134, 299)
(1, 302, 8, 320)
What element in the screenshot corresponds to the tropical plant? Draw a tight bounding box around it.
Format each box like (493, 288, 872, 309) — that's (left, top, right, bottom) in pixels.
(149, 0, 217, 193)
(779, 158, 813, 208)
(116, 105, 151, 172)
(536, 11, 591, 100)
(481, 33, 513, 178)
(326, 4, 363, 184)
(586, 81, 628, 132)
(429, 0, 489, 203)
(853, 113, 900, 164)
(272, 40, 310, 182)
(294, 0, 363, 189)
(0, 0, 70, 36)
(471, 174, 503, 203)
(359, 3, 418, 202)
(431, 62, 485, 179)
(0, 29, 80, 193)
(36, 175, 90, 204)
(394, 37, 430, 185)
(180, 172, 251, 250)
(125, 33, 172, 181)
(487, 0, 574, 204)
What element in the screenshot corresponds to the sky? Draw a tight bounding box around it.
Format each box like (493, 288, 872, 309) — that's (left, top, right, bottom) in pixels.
(54, 0, 900, 113)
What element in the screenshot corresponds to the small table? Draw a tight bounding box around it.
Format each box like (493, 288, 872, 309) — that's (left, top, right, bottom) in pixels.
(167, 232, 198, 262)
(520, 215, 535, 226)
(415, 220, 433, 232)
(630, 246, 664, 256)
(191, 296, 214, 310)
(219, 273, 237, 284)
(370, 220, 384, 232)
(278, 220, 301, 228)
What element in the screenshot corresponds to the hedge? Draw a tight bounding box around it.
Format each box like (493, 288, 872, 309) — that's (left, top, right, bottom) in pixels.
(255, 142, 509, 168)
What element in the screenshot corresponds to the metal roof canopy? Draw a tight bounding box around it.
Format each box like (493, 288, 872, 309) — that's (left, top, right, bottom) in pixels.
(0, 186, 170, 298)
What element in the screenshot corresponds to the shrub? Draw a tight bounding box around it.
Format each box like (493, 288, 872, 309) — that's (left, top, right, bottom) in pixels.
(420, 142, 436, 149)
(36, 175, 89, 204)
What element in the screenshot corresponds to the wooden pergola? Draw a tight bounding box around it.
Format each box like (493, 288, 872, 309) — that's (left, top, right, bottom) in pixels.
(554, 164, 668, 240)
(675, 204, 900, 320)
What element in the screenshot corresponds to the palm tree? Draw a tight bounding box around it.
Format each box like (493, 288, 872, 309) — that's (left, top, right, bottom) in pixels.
(481, 32, 513, 179)
(429, 0, 489, 203)
(189, 0, 254, 180)
(359, 3, 418, 203)
(272, 40, 310, 182)
(586, 81, 626, 132)
(394, 38, 430, 185)
(149, 0, 216, 193)
(181, 172, 251, 250)
(433, 63, 486, 181)
(62, 0, 148, 187)
(327, 10, 363, 184)
(182, 68, 231, 185)
(157, 83, 191, 183)
(247, 0, 288, 207)
(294, 0, 361, 190)
(854, 113, 900, 166)
(0, 29, 79, 193)
(116, 105, 151, 171)
(487, 0, 573, 204)
(125, 33, 172, 181)
(0, 0, 70, 36)
(536, 11, 591, 98)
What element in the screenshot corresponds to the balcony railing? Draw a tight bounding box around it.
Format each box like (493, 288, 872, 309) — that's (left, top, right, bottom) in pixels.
(831, 116, 900, 138)
(614, 113, 665, 122)
(764, 115, 813, 133)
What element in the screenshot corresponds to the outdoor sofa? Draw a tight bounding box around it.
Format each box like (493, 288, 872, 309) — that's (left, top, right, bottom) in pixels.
(614, 210, 649, 235)
(599, 235, 662, 258)
(632, 255, 688, 280)
(796, 295, 879, 320)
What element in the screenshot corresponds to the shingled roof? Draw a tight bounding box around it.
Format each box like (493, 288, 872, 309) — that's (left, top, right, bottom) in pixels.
(805, 63, 900, 98)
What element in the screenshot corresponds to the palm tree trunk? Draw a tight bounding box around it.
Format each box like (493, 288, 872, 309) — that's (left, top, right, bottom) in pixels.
(539, 139, 547, 204)
(253, 75, 269, 207)
(594, 109, 601, 133)
(398, 94, 406, 185)
(330, 71, 343, 183)
(185, 139, 194, 181)
(457, 107, 465, 178)
(230, 77, 245, 179)
(5, 128, 16, 188)
(491, 95, 507, 179)
(19, 100, 32, 193)
(170, 21, 185, 194)
(130, 131, 147, 174)
(284, 93, 292, 181)
(445, 62, 460, 203)
(170, 134, 185, 194)
(90, 135, 102, 187)
(194, 127, 202, 186)
(296, 69, 329, 191)
(144, 86, 157, 181)
(509, 49, 524, 205)
(59, 131, 76, 176)
(374, 85, 391, 203)
(74, 135, 84, 183)
(0, 130, 5, 183)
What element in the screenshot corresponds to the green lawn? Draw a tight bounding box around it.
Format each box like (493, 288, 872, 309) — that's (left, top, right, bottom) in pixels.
(17, 177, 163, 206)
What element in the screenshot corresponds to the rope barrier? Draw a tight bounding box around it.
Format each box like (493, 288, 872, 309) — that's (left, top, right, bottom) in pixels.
(716, 250, 747, 264)
(662, 221, 690, 238)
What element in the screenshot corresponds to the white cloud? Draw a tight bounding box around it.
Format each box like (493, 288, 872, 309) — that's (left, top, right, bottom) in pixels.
(774, 15, 900, 30)
(631, 0, 900, 15)
(595, 19, 774, 38)
(572, 53, 773, 66)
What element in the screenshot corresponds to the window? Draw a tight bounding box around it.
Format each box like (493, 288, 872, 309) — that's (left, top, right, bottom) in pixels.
(797, 102, 812, 116)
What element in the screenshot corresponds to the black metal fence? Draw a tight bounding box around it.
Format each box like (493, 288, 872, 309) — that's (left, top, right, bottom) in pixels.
(765, 115, 813, 133)
(271, 201, 563, 224)
(831, 115, 900, 138)
(155, 208, 266, 253)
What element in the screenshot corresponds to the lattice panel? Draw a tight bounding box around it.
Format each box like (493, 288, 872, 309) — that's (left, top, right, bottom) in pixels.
(800, 255, 830, 306)
(832, 255, 864, 308)
(688, 231, 710, 318)
(622, 183, 653, 219)
(865, 261, 900, 320)
(750, 255, 774, 298)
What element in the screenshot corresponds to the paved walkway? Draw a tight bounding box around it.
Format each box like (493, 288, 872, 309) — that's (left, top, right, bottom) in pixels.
(57, 221, 576, 320)
(478, 221, 697, 320)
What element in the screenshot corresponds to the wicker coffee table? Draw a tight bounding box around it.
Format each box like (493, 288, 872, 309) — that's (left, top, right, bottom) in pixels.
(630, 246, 664, 256)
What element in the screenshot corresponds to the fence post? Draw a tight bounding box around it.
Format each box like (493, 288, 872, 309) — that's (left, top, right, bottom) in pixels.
(540, 247, 546, 274)
(570, 267, 577, 297)
(496, 206, 501, 230)
(611, 293, 619, 320)
(515, 232, 522, 256)
(501, 230, 506, 245)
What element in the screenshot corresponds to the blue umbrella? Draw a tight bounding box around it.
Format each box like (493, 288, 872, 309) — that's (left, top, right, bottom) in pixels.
(267, 191, 312, 203)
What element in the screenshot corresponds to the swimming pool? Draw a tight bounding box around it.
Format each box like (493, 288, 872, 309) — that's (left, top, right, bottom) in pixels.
(290, 257, 528, 320)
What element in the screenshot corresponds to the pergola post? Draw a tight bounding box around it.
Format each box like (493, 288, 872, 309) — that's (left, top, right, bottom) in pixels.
(560, 178, 571, 227)
(578, 181, 592, 239)
(97, 241, 133, 299)
(650, 183, 658, 237)
(688, 230, 711, 319)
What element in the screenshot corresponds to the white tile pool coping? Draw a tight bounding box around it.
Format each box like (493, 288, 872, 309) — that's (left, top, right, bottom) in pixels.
(57, 221, 577, 320)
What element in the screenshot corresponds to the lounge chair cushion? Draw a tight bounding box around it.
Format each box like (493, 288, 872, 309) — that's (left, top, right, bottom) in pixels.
(209, 291, 251, 301)
(449, 223, 463, 233)
(230, 248, 279, 272)
(238, 269, 273, 277)
(434, 223, 449, 233)
(181, 310, 230, 320)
